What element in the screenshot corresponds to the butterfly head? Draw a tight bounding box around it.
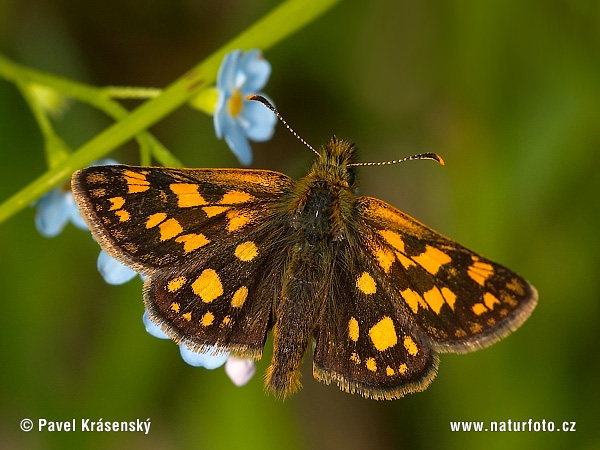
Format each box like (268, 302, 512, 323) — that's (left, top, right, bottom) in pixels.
(309, 136, 358, 189)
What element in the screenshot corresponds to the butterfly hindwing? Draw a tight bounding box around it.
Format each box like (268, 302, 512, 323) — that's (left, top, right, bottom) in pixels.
(145, 230, 277, 358)
(357, 196, 538, 353)
(313, 247, 438, 400)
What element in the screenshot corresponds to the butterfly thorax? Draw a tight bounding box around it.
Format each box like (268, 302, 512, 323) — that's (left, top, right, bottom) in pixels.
(283, 137, 358, 245)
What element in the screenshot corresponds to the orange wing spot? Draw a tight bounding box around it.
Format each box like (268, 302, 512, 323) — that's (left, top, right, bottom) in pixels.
(483, 292, 500, 310)
(386, 366, 395, 376)
(90, 188, 106, 198)
(506, 277, 526, 296)
(350, 352, 361, 365)
(423, 287, 445, 314)
(123, 170, 150, 193)
(146, 213, 167, 228)
(369, 316, 398, 351)
(441, 287, 457, 310)
(373, 246, 395, 273)
(202, 206, 230, 218)
(469, 322, 483, 334)
(501, 292, 519, 307)
(221, 316, 232, 326)
(167, 276, 187, 292)
(396, 252, 416, 269)
(86, 172, 107, 184)
(123, 170, 147, 180)
(357, 272, 377, 295)
(472, 303, 488, 316)
(398, 363, 408, 374)
(365, 358, 377, 372)
(182, 312, 192, 321)
(108, 196, 125, 210)
(115, 210, 130, 222)
(401, 288, 428, 314)
(467, 261, 494, 286)
(348, 317, 359, 342)
(201, 312, 214, 326)
(487, 317, 496, 326)
(175, 233, 210, 253)
(128, 184, 150, 193)
(159, 218, 183, 241)
(170, 302, 180, 313)
(378, 230, 405, 253)
(170, 183, 207, 207)
(191, 269, 223, 303)
(412, 245, 452, 275)
(219, 190, 254, 204)
(403, 336, 419, 356)
(455, 328, 467, 338)
(234, 241, 258, 262)
(122, 242, 138, 253)
(226, 211, 252, 232)
(231, 286, 249, 308)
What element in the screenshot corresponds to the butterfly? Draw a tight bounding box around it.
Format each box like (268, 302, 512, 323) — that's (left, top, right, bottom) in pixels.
(71, 95, 537, 400)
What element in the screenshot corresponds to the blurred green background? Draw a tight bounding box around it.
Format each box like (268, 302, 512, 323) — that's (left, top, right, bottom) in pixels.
(1, 1, 599, 449)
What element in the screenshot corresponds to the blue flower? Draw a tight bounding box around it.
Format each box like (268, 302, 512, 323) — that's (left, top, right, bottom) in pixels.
(35, 158, 117, 237)
(179, 344, 230, 370)
(97, 250, 139, 285)
(35, 185, 89, 237)
(143, 310, 255, 383)
(143, 310, 170, 340)
(214, 49, 277, 165)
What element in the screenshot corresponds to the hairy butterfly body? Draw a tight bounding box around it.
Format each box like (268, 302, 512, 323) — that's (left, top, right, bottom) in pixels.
(72, 136, 537, 400)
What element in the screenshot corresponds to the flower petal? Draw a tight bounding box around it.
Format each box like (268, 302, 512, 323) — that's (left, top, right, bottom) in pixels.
(35, 188, 71, 237)
(224, 122, 253, 165)
(143, 310, 170, 340)
(225, 357, 256, 386)
(216, 50, 242, 93)
(97, 250, 138, 285)
(213, 92, 231, 139)
(239, 49, 271, 94)
(179, 344, 229, 369)
(240, 99, 277, 142)
(65, 191, 89, 230)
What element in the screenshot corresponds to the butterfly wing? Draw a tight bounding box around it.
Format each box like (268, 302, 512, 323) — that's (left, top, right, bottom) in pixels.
(355, 196, 538, 353)
(72, 165, 294, 356)
(312, 245, 439, 400)
(312, 196, 537, 399)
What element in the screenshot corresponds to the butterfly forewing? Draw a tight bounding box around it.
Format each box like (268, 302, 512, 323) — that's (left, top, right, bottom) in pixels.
(72, 165, 293, 273)
(357, 196, 538, 353)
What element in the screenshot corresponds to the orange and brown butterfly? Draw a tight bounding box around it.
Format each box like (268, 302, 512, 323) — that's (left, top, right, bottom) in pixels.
(71, 95, 537, 400)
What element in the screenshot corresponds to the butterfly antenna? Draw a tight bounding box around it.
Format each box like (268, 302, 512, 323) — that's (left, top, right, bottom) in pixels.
(247, 94, 319, 157)
(348, 152, 445, 167)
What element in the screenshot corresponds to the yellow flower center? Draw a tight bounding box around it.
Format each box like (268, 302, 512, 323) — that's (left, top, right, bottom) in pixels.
(227, 90, 244, 117)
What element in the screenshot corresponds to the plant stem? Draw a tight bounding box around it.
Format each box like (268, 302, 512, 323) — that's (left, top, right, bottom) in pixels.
(0, 0, 342, 224)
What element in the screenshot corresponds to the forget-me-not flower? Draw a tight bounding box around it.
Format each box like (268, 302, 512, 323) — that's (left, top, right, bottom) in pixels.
(35, 158, 117, 237)
(142, 310, 255, 385)
(35, 184, 89, 237)
(214, 49, 277, 165)
(97, 250, 139, 285)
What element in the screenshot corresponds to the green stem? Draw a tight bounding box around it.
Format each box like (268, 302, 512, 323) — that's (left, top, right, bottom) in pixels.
(0, 0, 342, 224)
(0, 54, 181, 168)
